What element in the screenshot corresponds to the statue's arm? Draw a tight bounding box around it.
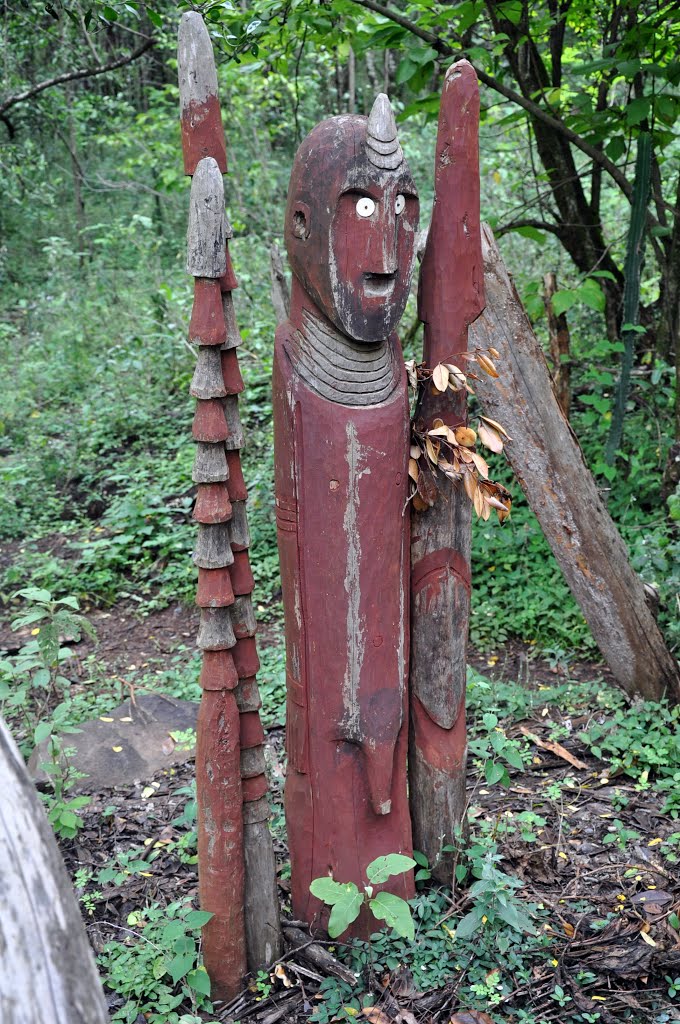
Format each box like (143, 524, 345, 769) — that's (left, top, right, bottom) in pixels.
(272, 329, 308, 774)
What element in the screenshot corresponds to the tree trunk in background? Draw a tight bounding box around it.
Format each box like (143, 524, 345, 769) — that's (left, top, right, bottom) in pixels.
(270, 243, 290, 324)
(0, 719, 110, 1024)
(543, 272, 571, 419)
(470, 225, 680, 705)
(348, 47, 356, 113)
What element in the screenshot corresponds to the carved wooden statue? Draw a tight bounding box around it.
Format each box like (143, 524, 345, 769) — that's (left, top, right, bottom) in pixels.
(178, 12, 281, 1001)
(273, 97, 420, 932)
(410, 61, 484, 881)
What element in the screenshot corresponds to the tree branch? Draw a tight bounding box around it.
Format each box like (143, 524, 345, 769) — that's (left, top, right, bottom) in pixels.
(495, 218, 567, 239)
(0, 38, 154, 117)
(350, 0, 634, 199)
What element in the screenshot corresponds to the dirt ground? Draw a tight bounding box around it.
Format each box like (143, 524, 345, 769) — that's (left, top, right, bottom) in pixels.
(3, 575, 680, 1022)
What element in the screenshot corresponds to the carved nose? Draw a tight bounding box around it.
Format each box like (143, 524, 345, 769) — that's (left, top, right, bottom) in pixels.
(367, 206, 398, 275)
(362, 739, 396, 816)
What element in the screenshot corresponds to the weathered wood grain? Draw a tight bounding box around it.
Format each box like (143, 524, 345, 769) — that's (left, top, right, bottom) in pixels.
(196, 689, 246, 999)
(0, 718, 109, 1024)
(191, 346, 227, 400)
(178, 12, 227, 175)
(186, 157, 227, 278)
(470, 225, 680, 704)
(193, 522, 235, 569)
(192, 441, 228, 483)
(410, 61, 484, 882)
(228, 500, 250, 550)
(275, 94, 419, 936)
(242, 796, 282, 971)
(197, 606, 237, 651)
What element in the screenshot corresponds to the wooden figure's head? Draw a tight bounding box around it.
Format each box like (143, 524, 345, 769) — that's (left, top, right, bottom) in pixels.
(285, 94, 419, 343)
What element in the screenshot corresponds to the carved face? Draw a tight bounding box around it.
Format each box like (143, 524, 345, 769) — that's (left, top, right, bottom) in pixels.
(285, 100, 419, 343)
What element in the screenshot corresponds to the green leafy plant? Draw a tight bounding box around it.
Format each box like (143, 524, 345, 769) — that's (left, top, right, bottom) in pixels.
(578, 699, 680, 815)
(602, 818, 641, 851)
(455, 846, 537, 942)
(99, 900, 214, 1024)
(468, 710, 526, 786)
(309, 854, 416, 939)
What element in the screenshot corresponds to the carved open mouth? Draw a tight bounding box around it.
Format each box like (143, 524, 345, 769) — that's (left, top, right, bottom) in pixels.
(363, 272, 396, 298)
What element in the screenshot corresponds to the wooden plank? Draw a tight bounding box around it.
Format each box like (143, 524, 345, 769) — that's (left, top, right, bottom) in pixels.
(0, 718, 109, 1024)
(470, 224, 680, 704)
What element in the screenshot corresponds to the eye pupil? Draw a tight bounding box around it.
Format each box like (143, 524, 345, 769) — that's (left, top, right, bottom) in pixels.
(395, 194, 405, 215)
(356, 197, 375, 218)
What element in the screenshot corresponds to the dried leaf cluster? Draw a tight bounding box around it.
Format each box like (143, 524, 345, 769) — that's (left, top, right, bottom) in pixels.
(406, 349, 512, 522)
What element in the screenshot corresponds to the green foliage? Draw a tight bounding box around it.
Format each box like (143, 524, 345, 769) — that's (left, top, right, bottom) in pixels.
(578, 699, 680, 815)
(99, 900, 215, 1024)
(313, 883, 551, 1023)
(602, 819, 641, 851)
(455, 849, 537, 940)
(467, 710, 527, 787)
(310, 854, 417, 939)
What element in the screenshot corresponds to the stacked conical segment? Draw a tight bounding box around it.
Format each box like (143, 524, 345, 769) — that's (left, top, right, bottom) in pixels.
(179, 10, 281, 1002)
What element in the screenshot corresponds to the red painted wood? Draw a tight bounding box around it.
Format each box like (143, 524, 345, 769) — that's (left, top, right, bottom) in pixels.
(409, 61, 484, 880)
(181, 95, 227, 176)
(235, 677, 261, 712)
(193, 482, 232, 524)
(242, 774, 268, 802)
(189, 279, 227, 346)
(274, 297, 414, 937)
(218, 246, 239, 292)
(182, 9, 281, 980)
(199, 649, 239, 691)
(196, 566, 235, 608)
(232, 636, 260, 679)
(274, 105, 423, 935)
(195, 688, 245, 998)
(239, 711, 265, 749)
(226, 451, 248, 500)
(419, 61, 483, 366)
(221, 348, 245, 394)
(192, 399, 229, 443)
(230, 549, 255, 595)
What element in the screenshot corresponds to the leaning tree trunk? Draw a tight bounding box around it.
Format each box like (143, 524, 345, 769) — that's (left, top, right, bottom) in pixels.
(0, 718, 109, 1024)
(470, 224, 680, 705)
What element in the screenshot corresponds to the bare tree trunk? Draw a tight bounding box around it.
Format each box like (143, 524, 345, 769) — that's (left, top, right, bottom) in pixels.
(347, 47, 356, 113)
(270, 243, 290, 324)
(0, 718, 109, 1024)
(470, 225, 680, 704)
(543, 272, 571, 418)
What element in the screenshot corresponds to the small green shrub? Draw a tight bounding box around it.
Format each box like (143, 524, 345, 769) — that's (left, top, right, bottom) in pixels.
(310, 854, 417, 939)
(99, 900, 215, 1024)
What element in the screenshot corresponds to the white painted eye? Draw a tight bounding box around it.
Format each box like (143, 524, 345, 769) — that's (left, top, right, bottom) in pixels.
(395, 194, 405, 215)
(356, 196, 375, 218)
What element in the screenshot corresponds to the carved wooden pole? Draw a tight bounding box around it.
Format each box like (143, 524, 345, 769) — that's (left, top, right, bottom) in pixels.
(179, 12, 280, 999)
(274, 96, 419, 935)
(409, 62, 484, 883)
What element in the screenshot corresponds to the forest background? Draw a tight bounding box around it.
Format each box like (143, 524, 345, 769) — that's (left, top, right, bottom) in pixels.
(2, 0, 678, 662)
(1, 2, 679, 1022)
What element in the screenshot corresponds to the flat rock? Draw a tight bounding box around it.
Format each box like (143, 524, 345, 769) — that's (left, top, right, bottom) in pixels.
(28, 694, 199, 792)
